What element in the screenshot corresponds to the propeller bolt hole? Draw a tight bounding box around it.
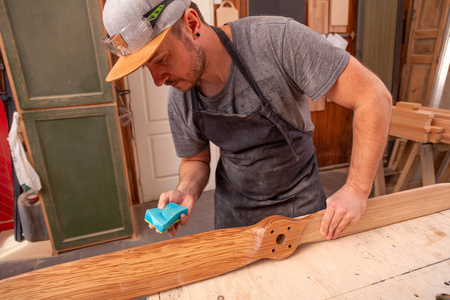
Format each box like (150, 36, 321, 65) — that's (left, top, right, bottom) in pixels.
(287, 227, 291, 230)
(271, 230, 274, 234)
(289, 244, 292, 248)
(272, 249, 275, 252)
(276, 234, 286, 245)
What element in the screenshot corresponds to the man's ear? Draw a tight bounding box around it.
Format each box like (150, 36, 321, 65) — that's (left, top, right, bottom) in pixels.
(182, 8, 202, 38)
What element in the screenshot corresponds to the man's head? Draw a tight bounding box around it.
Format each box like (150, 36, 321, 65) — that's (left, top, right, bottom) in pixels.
(102, 0, 202, 82)
(142, 4, 207, 91)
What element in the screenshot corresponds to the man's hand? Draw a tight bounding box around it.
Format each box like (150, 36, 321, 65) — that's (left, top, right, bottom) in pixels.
(149, 146, 211, 237)
(149, 189, 196, 237)
(320, 184, 367, 240)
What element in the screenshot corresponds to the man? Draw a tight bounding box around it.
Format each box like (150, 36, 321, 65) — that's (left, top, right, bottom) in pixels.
(102, 0, 392, 239)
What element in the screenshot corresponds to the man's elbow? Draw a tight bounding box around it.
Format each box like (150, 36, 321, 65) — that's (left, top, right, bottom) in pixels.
(379, 85, 393, 118)
(367, 77, 392, 118)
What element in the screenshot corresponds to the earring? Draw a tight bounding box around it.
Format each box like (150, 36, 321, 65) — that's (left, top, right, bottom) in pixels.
(196, 32, 200, 37)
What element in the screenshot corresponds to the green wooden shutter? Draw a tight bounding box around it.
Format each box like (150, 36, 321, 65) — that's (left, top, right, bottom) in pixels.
(0, 0, 112, 109)
(22, 106, 132, 250)
(0, 0, 133, 252)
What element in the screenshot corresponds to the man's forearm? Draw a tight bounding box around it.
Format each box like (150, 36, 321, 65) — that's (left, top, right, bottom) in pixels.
(346, 89, 392, 197)
(176, 147, 211, 202)
(324, 56, 393, 197)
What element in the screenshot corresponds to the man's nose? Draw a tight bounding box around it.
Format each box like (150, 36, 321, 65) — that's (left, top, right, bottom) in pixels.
(145, 65, 169, 87)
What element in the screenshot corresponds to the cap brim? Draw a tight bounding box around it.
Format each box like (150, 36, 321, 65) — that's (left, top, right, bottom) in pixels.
(105, 27, 172, 82)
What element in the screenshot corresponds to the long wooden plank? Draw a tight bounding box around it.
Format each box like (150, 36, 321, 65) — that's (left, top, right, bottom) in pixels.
(441, 132, 450, 144)
(389, 125, 430, 143)
(390, 123, 431, 133)
(153, 210, 450, 299)
(432, 118, 450, 131)
(421, 109, 450, 120)
(429, 126, 444, 143)
(395, 102, 450, 118)
(0, 184, 449, 299)
(395, 101, 421, 110)
(391, 108, 434, 129)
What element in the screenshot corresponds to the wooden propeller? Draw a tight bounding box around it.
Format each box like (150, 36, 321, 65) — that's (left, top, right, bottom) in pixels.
(1, 183, 449, 299)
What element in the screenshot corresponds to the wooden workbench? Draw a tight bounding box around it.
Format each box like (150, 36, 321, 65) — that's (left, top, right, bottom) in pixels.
(149, 209, 450, 299)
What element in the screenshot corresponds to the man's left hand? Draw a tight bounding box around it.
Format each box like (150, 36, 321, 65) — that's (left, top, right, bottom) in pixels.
(320, 185, 367, 240)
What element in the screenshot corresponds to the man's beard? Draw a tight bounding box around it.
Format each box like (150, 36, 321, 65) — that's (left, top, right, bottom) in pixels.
(165, 37, 206, 91)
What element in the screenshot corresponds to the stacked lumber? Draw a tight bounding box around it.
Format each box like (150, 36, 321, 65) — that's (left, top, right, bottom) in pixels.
(389, 102, 450, 144)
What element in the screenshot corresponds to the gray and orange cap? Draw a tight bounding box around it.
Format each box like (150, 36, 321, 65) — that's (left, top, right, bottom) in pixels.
(102, 0, 191, 82)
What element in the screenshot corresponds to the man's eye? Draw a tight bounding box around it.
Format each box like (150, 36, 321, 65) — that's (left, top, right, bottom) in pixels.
(156, 57, 164, 64)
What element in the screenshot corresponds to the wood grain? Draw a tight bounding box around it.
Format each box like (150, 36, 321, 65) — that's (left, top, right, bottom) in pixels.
(0, 184, 449, 299)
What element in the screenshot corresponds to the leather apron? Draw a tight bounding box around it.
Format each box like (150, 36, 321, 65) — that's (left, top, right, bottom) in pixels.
(191, 27, 326, 229)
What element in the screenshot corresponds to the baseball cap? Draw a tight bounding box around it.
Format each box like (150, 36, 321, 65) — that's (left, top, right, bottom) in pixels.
(102, 0, 191, 82)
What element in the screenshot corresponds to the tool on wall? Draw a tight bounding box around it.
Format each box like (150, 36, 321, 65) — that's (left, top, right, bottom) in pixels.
(114, 84, 133, 129)
(216, 1, 239, 27)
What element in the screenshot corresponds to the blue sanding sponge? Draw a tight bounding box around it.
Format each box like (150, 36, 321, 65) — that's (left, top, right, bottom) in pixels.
(144, 203, 188, 233)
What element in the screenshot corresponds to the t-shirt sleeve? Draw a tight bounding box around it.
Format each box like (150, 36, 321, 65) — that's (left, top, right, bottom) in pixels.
(281, 19, 350, 101)
(167, 88, 210, 158)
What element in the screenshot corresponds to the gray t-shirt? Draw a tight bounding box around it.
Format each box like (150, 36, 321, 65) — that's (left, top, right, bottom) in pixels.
(168, 16, 350, 158)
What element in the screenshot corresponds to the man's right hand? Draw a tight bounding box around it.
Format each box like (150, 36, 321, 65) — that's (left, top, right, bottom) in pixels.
(148, 189, 196, 237)
(149, 146, 211, 237)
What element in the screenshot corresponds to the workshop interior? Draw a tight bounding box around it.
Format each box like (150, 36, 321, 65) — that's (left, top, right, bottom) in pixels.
(0, 0, 449, 299)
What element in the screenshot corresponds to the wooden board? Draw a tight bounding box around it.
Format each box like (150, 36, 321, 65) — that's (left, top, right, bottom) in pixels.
(330, 0, 349, 26)
(389, 125, 430, 143)
(390, 108, 434, 128)
(151, 210, 450, 299)
(0, 184, 449, 299)
(329, 0, 348, 33)
(307, 0, 329, 34)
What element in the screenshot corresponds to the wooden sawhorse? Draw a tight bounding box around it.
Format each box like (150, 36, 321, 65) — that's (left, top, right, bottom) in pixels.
(374, 139, 450, 196)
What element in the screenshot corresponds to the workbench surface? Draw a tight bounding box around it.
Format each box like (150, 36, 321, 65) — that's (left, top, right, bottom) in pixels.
(149, 210, 450, 299)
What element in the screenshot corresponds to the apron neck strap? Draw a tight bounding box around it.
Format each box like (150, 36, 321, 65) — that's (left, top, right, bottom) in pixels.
(211, 26, 269, 107)
(190, 89, 202, 112)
